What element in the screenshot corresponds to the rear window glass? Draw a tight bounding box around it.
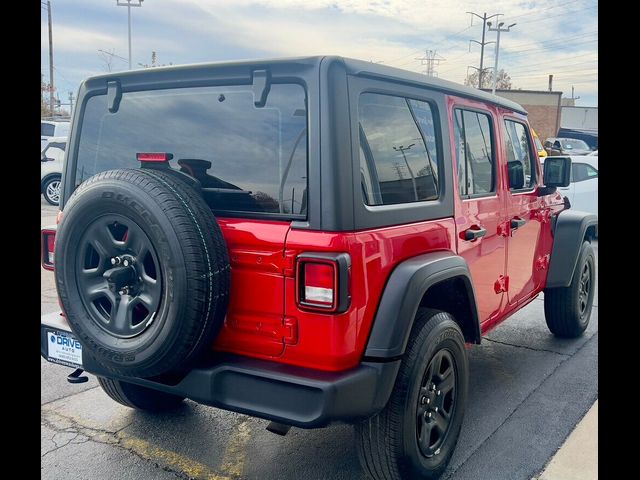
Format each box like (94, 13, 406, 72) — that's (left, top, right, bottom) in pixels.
(75, 84, 308, 218)
(358, 93, 439, 206)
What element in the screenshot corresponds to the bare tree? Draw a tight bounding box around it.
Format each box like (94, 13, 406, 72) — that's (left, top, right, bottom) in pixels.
(465, 69, 513, 90)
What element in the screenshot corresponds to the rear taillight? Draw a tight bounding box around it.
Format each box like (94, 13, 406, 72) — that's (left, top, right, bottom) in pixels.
(303, 263, 335, 306)
(42, 229, 56, 271)
(296, 253, 351, 313)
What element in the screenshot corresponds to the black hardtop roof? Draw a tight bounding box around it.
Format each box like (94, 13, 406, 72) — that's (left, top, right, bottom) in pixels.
(83, 55, 527, 115)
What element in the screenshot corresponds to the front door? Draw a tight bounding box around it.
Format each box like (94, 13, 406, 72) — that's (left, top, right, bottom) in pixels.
(502, 117, 546, 306)
(451, 100, 507, 324)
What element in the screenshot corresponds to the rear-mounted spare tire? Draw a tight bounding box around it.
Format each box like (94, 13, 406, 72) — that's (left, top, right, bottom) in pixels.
(55, 168, 230, 378)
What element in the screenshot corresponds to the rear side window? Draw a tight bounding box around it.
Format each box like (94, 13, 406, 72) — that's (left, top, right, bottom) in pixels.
(453, 109, 495, 197)
(572, 163, 598, 182)
(75, 84, 308, 218)
(41, 122, 55, 137)
(358, 93, 439, 206)
(504, 120, 536, 190)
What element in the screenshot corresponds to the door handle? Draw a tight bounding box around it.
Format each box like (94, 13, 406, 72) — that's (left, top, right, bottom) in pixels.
(511, 218, 526, 229)
(464, 227, 487, 241)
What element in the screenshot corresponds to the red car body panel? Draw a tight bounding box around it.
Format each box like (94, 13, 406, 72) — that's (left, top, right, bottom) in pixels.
(210, 218, 456, 372)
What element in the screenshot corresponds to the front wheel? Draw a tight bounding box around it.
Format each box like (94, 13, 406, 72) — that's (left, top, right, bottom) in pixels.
(43, 177, 61, 205)
(544, 240, 595, 338)
(355, 309, 469, 480)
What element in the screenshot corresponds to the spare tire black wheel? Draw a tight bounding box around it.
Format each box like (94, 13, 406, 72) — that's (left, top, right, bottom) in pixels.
(55, 168, 230, 378)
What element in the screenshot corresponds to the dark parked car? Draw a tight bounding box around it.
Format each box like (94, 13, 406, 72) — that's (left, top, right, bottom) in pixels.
(543, 137, 592, 156)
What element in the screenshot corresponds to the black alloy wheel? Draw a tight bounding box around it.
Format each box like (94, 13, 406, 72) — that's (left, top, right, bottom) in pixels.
(77, 214, 162, 339)
(416, 349, 457, 458)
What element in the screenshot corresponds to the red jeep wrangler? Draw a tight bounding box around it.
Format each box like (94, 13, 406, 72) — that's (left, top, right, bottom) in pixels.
(41, 57, 597, 479)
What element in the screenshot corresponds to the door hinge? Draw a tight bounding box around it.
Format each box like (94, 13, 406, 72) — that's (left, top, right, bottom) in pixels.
(494, 275, 509, 294)
(535, 254, 550, 271)
(278, 317, 298, 345)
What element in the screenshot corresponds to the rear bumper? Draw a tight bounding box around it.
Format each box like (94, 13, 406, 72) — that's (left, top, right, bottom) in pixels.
(41, 312, 400, 428)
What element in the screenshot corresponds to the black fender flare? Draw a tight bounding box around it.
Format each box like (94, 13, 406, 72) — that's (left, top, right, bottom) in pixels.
(546, 210, 598, 288)
(364, 251, 481, 359)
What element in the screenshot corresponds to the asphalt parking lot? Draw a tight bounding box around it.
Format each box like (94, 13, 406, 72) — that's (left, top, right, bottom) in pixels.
(41, 197, 598, 480)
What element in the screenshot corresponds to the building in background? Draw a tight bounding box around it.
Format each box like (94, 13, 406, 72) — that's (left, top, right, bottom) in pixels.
(482, 88, 562, 142)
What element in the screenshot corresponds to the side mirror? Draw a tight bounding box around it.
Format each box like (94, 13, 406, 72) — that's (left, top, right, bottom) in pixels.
(507, 161, 524, 190)
(539, 156, 571, 196)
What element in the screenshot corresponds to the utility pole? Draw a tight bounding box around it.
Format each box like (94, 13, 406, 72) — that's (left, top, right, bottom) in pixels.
(416, 50, 446, 77)
(116, 1, 144, 70)
(487, 20, 516, 95)
(69, 91, 74, 114)
(393, 144, 418, 200)
(467, 11, 501, 89)
(43, 1, 55, 116)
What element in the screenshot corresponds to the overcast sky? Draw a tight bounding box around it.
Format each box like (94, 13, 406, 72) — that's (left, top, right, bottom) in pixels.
(41, 0, 597, 107)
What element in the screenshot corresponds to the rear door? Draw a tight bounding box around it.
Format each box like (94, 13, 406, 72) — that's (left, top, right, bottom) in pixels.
(501, 116, 546, 306)
(451, 98, 507, 325)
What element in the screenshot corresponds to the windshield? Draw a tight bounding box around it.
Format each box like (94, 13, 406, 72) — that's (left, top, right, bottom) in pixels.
(561, 139, 589, 150)
(75, 83, 308, 218)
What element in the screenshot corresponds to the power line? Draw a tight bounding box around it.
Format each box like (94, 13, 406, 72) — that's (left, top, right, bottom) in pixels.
(501, 38, 597, 57)
(515, 4, 598, 25)
(507, 0, 589, 20)
(380, 24, 474, 66)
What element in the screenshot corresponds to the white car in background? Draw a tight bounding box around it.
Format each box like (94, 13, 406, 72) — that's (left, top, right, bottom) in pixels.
(41, 120, 69, 150)
(543, 155, 598, 216)
(41, 137, 67, 205)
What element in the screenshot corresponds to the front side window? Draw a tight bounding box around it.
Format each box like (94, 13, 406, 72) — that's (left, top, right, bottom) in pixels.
(453, 109, 495, 197)
(358, 93, 439, 206)
(504, 120, 535, 190)
(75, 83, 308, 217)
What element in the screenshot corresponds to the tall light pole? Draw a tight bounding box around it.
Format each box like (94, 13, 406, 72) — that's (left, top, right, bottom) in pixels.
(116, 1, 144, 70)
(42, 1, 55, 116)
(393, 144, 418, 200)
(467, 12, 501, 89)
(487, 21, 516, 95)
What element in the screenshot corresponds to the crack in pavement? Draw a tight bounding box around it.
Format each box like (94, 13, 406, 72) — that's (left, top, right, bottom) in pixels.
(481, 337, 572, 357)
(42, 431, 87, 459)
(41, 385, 100, 407)
(41, 407, 242, 480)
(442, 333, 598, 480)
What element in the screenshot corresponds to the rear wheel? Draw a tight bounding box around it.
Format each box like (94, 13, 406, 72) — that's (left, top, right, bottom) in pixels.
(97, 377, 184, 412)
(43, 176, 61, 205)
(544, 241, 595, 338)
(355, 309, 468, 480)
